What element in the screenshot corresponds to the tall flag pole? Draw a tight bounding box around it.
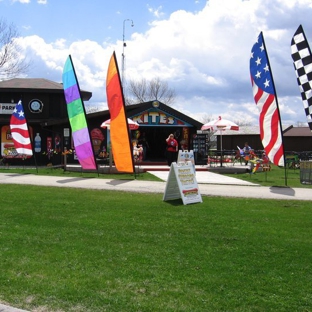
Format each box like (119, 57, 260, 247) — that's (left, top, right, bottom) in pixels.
(106, 51, 135, 174)
(290, 24, 312, 131)
(250, 32, 287, 184)
(62, 55, 97, 170)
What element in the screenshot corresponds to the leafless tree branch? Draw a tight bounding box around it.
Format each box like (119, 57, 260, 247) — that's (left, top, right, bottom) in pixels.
(125, 77, 176, 106)
(0, 18, 30, 80)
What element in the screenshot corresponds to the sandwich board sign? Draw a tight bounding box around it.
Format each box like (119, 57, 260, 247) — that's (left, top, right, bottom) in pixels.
(163, 161, 202, 205)
(177, 150, 195, 166)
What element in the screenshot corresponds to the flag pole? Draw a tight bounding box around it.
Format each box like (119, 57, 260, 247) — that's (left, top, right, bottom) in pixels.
(29, 129, 39, 174)
(261, 33, 287, 186)
(18, 96, 39, 173)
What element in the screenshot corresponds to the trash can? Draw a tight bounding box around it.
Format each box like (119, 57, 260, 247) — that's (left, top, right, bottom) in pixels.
(300, 161, 312, 184)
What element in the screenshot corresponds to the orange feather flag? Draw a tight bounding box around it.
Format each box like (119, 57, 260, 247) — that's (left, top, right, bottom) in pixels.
(106, 52, 134, 173)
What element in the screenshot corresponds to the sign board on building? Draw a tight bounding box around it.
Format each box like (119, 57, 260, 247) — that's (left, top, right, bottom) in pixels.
(177, 150, 195, 166)
(64, 128, 70, 137)
(163, 161, 202, 205)
(0, 103, 16, 115)
(131, 108, 192, 127)
(1, 125, 33, 158)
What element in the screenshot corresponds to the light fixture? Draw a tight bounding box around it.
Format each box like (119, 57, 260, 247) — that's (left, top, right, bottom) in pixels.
(122, 19, 134, 87)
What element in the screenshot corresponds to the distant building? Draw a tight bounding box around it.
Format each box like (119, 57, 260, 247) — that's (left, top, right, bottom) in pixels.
(216, 125, 312, 153)
(283, 126, 312, 152)
(2, 78, 310, 166)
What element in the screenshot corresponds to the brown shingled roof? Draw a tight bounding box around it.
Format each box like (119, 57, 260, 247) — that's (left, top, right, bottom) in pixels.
(283, 126, 312, 137)
(0, 78, 92, 100)
(0, 78, 63, 90)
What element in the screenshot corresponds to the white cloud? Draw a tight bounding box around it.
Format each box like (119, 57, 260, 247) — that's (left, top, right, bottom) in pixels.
(12, 0, 30, 3)
(147, 5, 165, 18)
(13, 0, 312, 126)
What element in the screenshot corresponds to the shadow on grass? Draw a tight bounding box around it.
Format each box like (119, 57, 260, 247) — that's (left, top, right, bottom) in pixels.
(164, 199, 185, 206)
(4, 173, 33, 177)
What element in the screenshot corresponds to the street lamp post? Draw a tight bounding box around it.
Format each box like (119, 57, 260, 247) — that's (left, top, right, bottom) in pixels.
(122, 19, 134, 87)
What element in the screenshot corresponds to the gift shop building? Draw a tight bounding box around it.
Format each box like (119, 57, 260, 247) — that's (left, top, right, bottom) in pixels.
(0, 78, 205, 166)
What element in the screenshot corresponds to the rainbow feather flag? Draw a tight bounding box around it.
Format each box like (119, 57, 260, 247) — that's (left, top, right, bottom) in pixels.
(62, 55, 97, 170)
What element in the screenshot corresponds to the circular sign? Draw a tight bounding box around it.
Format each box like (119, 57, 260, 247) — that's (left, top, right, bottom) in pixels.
(29, 99, 43, 113)
(152, 100, 160, 108)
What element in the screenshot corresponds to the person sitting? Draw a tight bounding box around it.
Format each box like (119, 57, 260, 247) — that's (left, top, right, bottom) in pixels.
(261, 152, 271, 171)
(133, 143, 143, 162)
(243, 142, 252, 165)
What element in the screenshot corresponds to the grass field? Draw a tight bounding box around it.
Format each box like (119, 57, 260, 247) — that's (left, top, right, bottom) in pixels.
(1, 184, 312, 311)
(225, 164, 312, 188)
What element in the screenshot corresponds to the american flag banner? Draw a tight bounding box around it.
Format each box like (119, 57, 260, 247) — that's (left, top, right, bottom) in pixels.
(290, 24, 312, 131)
(10, 100, 33, 155)
(250, 32, 285, 167)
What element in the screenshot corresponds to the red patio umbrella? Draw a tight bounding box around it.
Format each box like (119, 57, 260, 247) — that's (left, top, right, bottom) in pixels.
(201, 116, 239, 131)
(201, 116, 239, 166)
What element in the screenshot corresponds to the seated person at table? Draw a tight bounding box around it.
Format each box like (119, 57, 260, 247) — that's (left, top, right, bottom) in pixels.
(243, 142, 252, 165)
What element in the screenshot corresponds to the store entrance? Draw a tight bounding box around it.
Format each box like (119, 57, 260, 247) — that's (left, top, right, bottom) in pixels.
(136, 127, 183, 161)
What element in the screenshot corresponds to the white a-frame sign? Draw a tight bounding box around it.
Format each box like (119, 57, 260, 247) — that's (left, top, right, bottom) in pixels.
(177, 150, 195, 165)
(163, 161, 202, 205)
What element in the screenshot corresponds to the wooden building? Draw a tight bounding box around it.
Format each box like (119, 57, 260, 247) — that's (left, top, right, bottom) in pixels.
(217, 125, 312, 155)
(0, 78, 203, 166)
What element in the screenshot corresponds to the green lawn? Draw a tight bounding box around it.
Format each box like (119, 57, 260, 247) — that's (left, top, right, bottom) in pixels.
(1, 184, 312, 311)
(225, 164, 312, 188)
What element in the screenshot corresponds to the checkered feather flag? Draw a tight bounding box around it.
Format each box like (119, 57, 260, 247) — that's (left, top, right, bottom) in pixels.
(291, 24, 312, 131)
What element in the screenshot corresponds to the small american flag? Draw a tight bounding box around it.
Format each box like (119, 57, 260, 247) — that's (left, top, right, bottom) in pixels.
(250, 32, 285, 167)
(10, 100, 33, 156)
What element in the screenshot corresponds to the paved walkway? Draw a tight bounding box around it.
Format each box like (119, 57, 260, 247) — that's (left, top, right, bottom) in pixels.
(0, 305, 28, 312)
(0, 170, 311, 201)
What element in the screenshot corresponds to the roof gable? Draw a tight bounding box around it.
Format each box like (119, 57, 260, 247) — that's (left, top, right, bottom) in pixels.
(0, 78, 92, 100)
(126, 101, 203, 128)
(283, 126, 312, 137)
(0, 78, 63, 90)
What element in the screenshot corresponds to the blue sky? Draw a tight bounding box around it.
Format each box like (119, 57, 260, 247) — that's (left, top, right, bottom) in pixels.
(3, 0, 203, 43)
(1, 0, 312, 127)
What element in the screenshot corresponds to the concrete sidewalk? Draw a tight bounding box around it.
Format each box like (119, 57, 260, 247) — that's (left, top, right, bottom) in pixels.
(0, 171, 311, 201)
(0, 304, 29, 312)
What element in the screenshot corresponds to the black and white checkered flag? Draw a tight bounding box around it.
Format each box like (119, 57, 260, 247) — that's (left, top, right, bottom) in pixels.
(291, 24, 312, 131)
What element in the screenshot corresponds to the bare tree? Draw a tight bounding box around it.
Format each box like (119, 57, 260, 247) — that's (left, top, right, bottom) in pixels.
(125, 77, 175, 105)
(0, 18, 30, 79)
(200, 113, 214, 125)
(234, 120, 252, 126)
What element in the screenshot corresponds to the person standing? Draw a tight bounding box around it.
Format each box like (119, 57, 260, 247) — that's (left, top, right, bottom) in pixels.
(166, 133, 178, 166)
(138, 132, 149, 160)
